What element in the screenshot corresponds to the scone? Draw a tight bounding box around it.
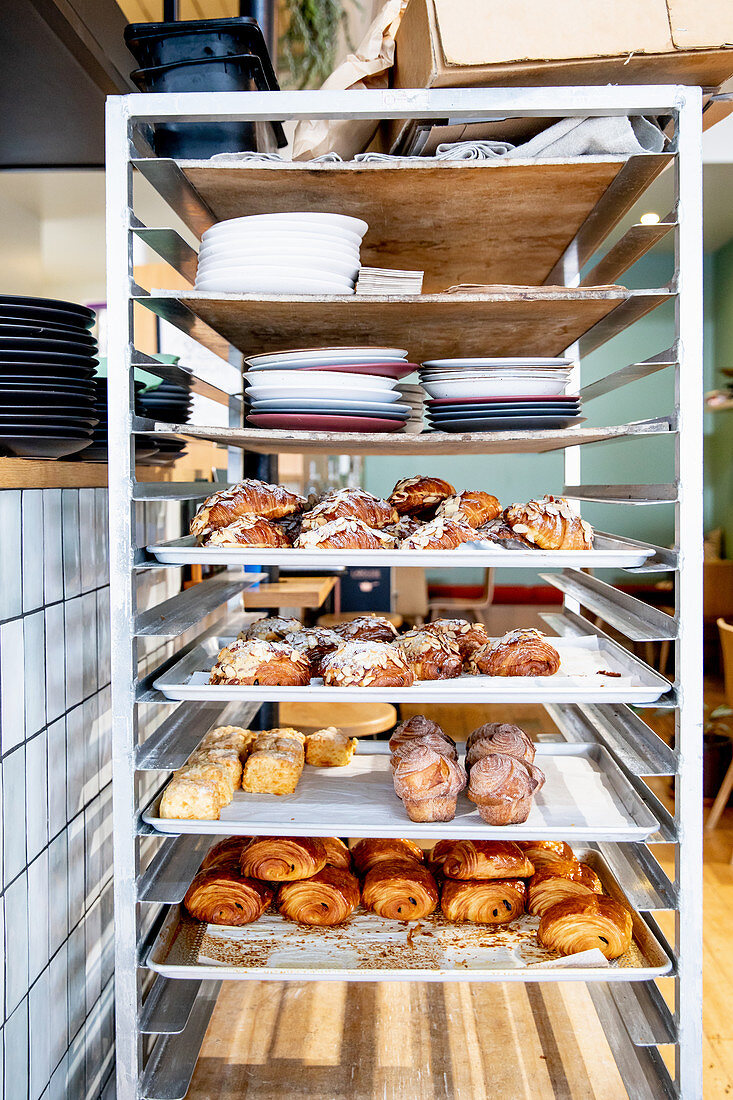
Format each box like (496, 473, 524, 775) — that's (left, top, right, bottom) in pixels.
(305, 727, 358, 767)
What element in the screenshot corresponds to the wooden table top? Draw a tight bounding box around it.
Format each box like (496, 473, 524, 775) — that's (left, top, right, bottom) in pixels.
(242, 576, 337, 609)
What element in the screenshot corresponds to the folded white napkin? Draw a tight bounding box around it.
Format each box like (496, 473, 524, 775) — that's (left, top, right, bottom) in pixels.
(435, 115, 665, 161)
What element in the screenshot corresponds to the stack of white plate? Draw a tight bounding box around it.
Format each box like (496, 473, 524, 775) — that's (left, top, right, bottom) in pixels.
(243, 347, 418, 434)
(418, 357, 583, 432)
(396, 382, 426, 434)
(194, 212, 367, 295)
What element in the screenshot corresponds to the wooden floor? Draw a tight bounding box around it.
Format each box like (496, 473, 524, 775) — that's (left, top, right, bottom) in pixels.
(186, 688, 733, 1099)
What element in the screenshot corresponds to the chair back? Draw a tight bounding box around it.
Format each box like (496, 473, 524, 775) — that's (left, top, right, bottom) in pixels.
(718, 618, 733, 707)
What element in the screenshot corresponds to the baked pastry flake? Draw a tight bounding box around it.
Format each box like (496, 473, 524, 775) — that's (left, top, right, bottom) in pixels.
(441, 878, 526, 924)
(183, 869, 272, 925)
(400, 517, 472, 551)
(334, 615, 398, 643)
(388, 714, 454, 755)
(537, 895, 633, 960)
(391, 629, 462, 681)
(200, 837, 252, 872)
(190, 479, 306, 537)
(392, 743, 467, 822)
(321, 837, 352, 871)
(465, 723, 536, 769)
(321, 641, 414, 688)
(277, 866, 361, 926)
(300, 488, 397, 531)
(468, 629, 561, 677)
(240, 836, 327, 881)
(422, 619, 490, 663)
(527, 860, 603, 917)
(467, 753, 546, 825)
(209, 639, 311, 686)
(435, 490, 502, 529)
(283, 627, 342, 676)
(294, 517, 397, 550)
(388, 476, 456, 515)
(351, 838, 424, 876)
(241, 616, 302, 642)
(361, 859, 439, 921)
(430, 839, 534, 880)
(503, 495, 593, 550)
(517, 840, 574, 868)
(305, 727, 357, 767)
(197, 513, 291, 547)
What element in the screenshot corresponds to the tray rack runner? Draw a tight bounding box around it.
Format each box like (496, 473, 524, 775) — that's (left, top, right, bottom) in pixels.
(106, 87, 703, 1100)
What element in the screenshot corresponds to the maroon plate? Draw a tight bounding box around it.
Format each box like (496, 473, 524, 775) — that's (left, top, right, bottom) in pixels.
(427, 393, 579, 406)
(251, 362, 418, 380)
(247, 413, 404, 433)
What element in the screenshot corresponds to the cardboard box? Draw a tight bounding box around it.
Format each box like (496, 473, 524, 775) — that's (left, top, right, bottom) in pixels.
(394, 0, 733, 91)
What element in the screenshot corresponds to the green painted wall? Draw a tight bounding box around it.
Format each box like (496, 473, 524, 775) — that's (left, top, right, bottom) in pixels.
(363, 252, 717, 584)
(710, 239, 733, 555)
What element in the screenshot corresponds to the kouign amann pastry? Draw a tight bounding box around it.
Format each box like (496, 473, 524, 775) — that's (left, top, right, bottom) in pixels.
(351, 837, 424, 876)
(538, 895, 633, 960)
(391, 629, 462, 680)
(305, 727, 357, 767)
(527, 860, 603, 917)
(517, 840, 574, 868)
(190, 479, 306, 536)
(321, 837, 352, 871)
(390, 732, 459, 768)
(361, 859, 439, 920)
(392, 743, 466, 822)
(183, 869, 272, 925)
(240, 836, 327, 881)
(422, 618, 490, 663)
(300, 488, 397, 531)
(277, 866, 361, 926)
(241, 616, 302, 642)
(388, 714, 454, 754)
(200, 837, 252, 872)
(430, 839, 534, 880)
(388, 476, 456, 515)
(465, 722, 536, 769)
(209, 639, 311, 686)
(321, 641, 414, 687)
(467, 753, 546, 825)
(503, 495, 593, 551)
(294, 517, 397, 550)
(468, 629, 560, 677)
(198, 514, 291, 547)
(441, 878, 527, 925)
(334, 615, 398, 643)
(400, 516, 472, 551)
(283, 627, 342, 676)
(435, 490, 502, 529)
(241, 730, 305, 795)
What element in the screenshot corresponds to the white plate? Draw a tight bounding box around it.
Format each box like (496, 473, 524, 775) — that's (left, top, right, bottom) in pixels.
(198, 250, 360, 276)
(250, 398, 412, 414)
(199, 228, 364, 253)
(244, 369, 398, 392)
(202, 211, 368, 238)
(422, 378, 568, 398)
(199, 238, 361, 261)
(245, 347, 408, 366)
(422, 358, 573, 368)
(195, 273, 355, 295)
(196, 257, 360, 280)
(419, 370, 573, 380)
(247, 384, 402, 404)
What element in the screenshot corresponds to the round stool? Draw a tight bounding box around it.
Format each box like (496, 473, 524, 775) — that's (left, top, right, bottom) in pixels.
(278, 701, 397, 737)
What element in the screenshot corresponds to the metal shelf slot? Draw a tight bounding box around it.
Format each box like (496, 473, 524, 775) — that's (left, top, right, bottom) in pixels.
(134, 572, 264, 638)
(592, 842, 677, 911)
(540, 570, 678, 641)
(131, 350, 240, 410)
(609, 982, 677, 1047)
(138, 835, 213, 904)
(587, 986, 678, 1100)
(139, 981, 221, 1100)
(140, 977, 202, 1036)
(136, 700, 261, 771)
(563, 482, 678, 503)
(132, 157, 216, 240)
(580, 347, 677, 403)
(579, 215, 675, 288)
(545, 701, 678, 777)
(133, 482, 225, 501)
(132, 221, 198, 284)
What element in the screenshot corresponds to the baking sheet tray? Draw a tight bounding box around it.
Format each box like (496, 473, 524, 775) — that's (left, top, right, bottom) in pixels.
(146, 533, 655, 570)
(143, 743, 660, 841)
(152, 634, 670, 705)
(146, 848, 671, 984)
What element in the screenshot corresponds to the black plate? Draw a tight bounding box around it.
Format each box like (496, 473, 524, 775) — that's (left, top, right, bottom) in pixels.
(0, 435, 93, 459)
(0, 294, 95, 322)
(0, 381, 95, 395)
(0, 350, 98, 366)
(0, 320, 97, 344)
(0, 403, 96, 418)
(0, 305, 94, 331)
(0, 335, 98, 355)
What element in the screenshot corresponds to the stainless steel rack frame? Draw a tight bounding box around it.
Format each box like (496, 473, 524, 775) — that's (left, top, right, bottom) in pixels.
(106, 87, 703, 1100)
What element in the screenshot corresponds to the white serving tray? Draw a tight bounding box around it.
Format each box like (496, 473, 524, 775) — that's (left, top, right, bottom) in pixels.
(152, 633, 670, 704)
(147, 532, 655, 570)
(146, 848, 671, 984)
(142, 742, 659, 841)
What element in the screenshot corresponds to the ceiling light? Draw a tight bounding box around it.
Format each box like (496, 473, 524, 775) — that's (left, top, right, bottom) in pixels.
(640, 212, 661, 225)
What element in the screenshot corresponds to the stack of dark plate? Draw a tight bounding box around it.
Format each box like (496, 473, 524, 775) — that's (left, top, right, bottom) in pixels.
(136, 379, 193, 467)
(0, 295, 98, 458)
(84, 378, 151, 463)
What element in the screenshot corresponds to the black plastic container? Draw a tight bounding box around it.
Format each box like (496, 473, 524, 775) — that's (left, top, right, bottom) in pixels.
(125, 17, 278, 88)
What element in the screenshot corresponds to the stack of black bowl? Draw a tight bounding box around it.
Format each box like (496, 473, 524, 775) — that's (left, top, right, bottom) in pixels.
(84, 378, 151, 463)
(136, 379, 193, 467)
(124, 17, 286, 159)
(0, 295, 98, 459)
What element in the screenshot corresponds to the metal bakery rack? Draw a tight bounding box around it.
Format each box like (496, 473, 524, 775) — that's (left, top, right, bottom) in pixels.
(106, 88, 702, 1099)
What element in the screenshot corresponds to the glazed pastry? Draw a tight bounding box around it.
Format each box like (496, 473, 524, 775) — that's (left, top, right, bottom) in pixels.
(321, 837, 352, 871)
(240, 836, 327, 881)
(190, 479, 306, 536)
(277, 866, 361, 926)
(422, 619, 490, 663)
(527, 860, 603, 917)
(392, 744, 466, 822)
(430, 839, 534, 880)
(321, 642, 414, 688)
(240, 731, 305, 795)
(197, 514, 291, 547)
(305, 727, 358, 767)
(468, 629, 561, 677)
(200, 836, 251, 872)
(390, 732, 459, 767)
(537, 895, 633, 960)
(283, 627, 342, 676)
(333, 615, 398, 643)
(241, 616, 302, 642)
(465, 723, 536, 769)
(400, 516, 472, 551)
(300, 488, 397, 531)
(467, 753, 546, 825)
(159, 774, 224, 820)
(183, 868, 272, 925)
(351, 838, 424, 875)
(441, 878, 527, 925)
(388, 476, 456, 515)
(388, 714, 454, 754)
(294, 517, 397, 550)
(209, 639, 311, 686)
(435, 490, 502, 529)
(503, 495, 593, 551)
(518, 840, 574, 868)
(392, 629, 462, 681)
(473, 516, 534, 549)
(362, 859, 439, 920)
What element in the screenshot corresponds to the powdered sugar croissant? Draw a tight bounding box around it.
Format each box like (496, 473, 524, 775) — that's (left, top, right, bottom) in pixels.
(435, 490, 501, 529)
